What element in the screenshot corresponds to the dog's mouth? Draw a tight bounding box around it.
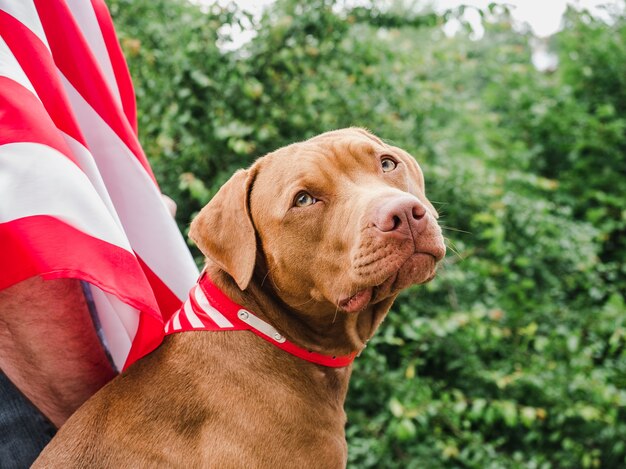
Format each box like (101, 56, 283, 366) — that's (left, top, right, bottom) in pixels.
(337, 252, 440, 313)
(338, 288, 373, 313)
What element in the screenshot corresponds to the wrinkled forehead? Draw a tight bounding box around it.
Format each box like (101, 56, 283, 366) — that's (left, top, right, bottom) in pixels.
(254, 133, 386, 191)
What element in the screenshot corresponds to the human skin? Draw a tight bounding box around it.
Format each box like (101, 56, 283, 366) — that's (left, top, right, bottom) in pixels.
(0, 276, 116, 428)
(0, 194, 176, 427)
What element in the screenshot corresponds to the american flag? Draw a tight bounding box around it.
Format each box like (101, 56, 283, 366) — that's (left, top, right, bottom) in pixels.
(0, 0, 199, 371)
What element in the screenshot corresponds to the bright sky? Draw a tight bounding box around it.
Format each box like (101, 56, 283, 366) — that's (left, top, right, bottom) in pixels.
(437, 0, 623, 36)
(202, 0, 624, 58)
(210, 0, 624, 38)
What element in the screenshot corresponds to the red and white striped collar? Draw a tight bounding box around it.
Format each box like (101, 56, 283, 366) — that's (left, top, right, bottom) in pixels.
(164, 272, 357, 368)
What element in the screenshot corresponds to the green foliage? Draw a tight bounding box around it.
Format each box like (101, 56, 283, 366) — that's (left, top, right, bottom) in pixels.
(109, 0, 626, 466)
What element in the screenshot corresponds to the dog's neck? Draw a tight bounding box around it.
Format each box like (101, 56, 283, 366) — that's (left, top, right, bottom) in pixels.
(204, 262, 394, 366)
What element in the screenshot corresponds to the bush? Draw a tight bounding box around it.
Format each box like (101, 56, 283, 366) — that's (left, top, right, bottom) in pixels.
(109, 1, 626, 466)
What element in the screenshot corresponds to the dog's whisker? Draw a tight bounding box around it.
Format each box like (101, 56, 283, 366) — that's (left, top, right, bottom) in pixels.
(440, 257, 453, 267)
(267, 275, 282, 294)
(440, 225, 472, 235)
(444, 238, 461, 254)
(444, 236, 462, 251)
(261, 269, 272, 287)
(292, 296, 315, 308)
(261, 265, 284, 293)
(443, 238, 463, 260)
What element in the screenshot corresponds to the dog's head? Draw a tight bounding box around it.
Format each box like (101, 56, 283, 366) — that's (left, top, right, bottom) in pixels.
(190, 128, 445, 339)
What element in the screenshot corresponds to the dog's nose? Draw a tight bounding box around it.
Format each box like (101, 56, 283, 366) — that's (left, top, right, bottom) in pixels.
(374, 197, 427, 234)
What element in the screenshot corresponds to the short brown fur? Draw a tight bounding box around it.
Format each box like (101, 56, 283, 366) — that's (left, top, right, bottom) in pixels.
(34, 128, 445, 468)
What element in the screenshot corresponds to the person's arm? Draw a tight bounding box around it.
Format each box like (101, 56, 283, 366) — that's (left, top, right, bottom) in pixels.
(0, 277, 115, 428)
(162, 194, 177, 217)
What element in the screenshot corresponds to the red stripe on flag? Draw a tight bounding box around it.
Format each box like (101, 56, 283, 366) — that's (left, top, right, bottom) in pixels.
(0, 77, 77, 164)
(0, 215, 160, 319)
(137, 256, 184, 323)
(33, 0, 158, 186)
(91, 0, 138, 135)
(123, 310, 164, 371)
(0, 9, 87, 148)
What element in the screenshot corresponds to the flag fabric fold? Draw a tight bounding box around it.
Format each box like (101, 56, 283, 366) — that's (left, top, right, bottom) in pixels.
(0, 0, 199, 371)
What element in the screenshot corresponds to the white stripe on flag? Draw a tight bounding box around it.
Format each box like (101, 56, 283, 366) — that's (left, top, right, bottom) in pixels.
(0, 142, 133, 253)
(59, 73, 198, 301)
(88, 285, 139, 371)
(0, 36, 40, 99)
(193, 286, 234, 328)
(62, 133, 125, 231)
(183, 299, 205, 328)
(64, 0, 122, 108)
(0, 0, 50, 51)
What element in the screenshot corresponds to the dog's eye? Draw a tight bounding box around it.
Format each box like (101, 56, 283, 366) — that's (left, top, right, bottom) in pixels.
(294, 191, 316, 207)
(381, 157, 397, 172)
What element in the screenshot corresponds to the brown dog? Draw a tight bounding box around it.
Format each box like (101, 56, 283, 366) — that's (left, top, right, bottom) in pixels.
(34, 128, 445, 468)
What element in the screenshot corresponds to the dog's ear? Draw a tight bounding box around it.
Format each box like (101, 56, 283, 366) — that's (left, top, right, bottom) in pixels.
(189, 168, 258, 290)
(391, 146, 439, 219)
